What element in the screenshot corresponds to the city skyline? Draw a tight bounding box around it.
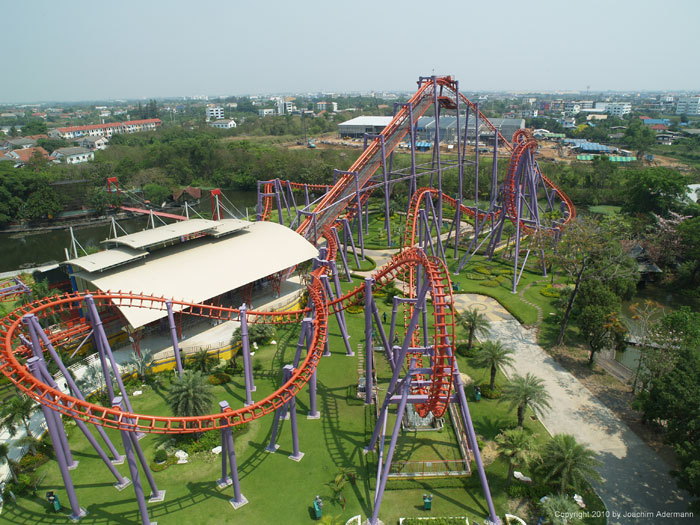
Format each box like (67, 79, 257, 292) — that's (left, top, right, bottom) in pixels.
(4, 0, 700, 104)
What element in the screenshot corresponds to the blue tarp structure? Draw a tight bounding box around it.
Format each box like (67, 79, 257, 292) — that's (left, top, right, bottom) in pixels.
(414, 141, 433, 151)
(578, 142, 612, 153)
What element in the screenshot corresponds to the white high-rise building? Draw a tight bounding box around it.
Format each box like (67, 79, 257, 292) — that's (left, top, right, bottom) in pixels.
(206, 106, 224, 121)
(676, 97, 700, 116)
(606, 102, 631, 118)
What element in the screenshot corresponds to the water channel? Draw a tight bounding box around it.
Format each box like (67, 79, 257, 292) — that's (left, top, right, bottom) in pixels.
(0, 190, 257, 273)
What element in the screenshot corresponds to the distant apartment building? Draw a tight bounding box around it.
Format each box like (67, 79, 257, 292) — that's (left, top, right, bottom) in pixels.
(208, 119, 237, 129)
(316, 101, 338, 112)
(606, 103, 632, 118)
(206, 106, 224, 120)
(258, 109, 275, 117)
(676, 97, 700, 116)
(78, 136, 109, 150)
(48, 119, 161, 140)
(564, 102, 581, 115)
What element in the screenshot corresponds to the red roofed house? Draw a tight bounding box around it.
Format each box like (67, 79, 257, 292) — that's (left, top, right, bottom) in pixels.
(3, 146, 51, 165)
(48, 118, 161, 140)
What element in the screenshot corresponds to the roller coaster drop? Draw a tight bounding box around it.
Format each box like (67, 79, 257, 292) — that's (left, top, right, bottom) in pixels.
(0, 76, 575, 525)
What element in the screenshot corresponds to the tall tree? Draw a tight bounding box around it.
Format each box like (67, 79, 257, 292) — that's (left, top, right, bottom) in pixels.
(473, 340, 515, 390)
(540, 434, 602, 494)
(501, 373, 552, 428)
(0, 394, 40, 439)
(623, 167, 690, 216)
(168, 370, 214, 419)
(553, 217, 637, 346)
(576, 280, 627, 365)
(0, 442, 18, 483)
(495, 428, 539, 488)
(456, 308, 491, 351)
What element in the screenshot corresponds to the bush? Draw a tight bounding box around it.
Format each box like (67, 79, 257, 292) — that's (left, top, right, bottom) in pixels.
(232, 323, 275, 345)
(481, 277, 504, 288)
(154, 449, 167, 463)
(207, 372, 231, 385)
(507, 483, 529, 498)
(7, 472, 37, 496)
(465, 272, 489, 281)
(540, 285, 561, 298)
(346, 305, 363, 314)
(479, 383, 502, 399)
(17, 452, 49, 473)
(455, 342, 475, 358)
(253, 359, 263, 371)
(473, 266, 492, 275)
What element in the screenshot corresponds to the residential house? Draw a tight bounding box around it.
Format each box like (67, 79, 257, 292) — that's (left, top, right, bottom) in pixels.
(52, 147, 94, 164)
(208, 119, 236, 129)
(2, 137, 36, 150)
(48, 118, 161, 140)
(78, 136, 109, 150)
(2, 147, 51, 166)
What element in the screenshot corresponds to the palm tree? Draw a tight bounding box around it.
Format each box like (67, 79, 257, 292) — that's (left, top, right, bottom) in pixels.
(474, 340, 515, 390)
(0, 442, 17, 483)
(495, 428, 539, 488)
(0, 394, 40, 439)
(16, 434, 41, 456)
(456, 308, 491, 351)
(541, 434, 602, 494)
(168, 370, 214, 420)
(128, 349, 154, 382)
(501, 373, 552, 428)
(539, 493, 584, 524)
(187, 349, 216, 374)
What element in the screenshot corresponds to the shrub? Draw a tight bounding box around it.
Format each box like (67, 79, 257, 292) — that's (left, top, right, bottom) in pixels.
(207, 372, 231, 385)
(455, 342, 474, 358)
(253, 359, 263, 371)
(479, 383, 502, 399)
(507, 483, 529, 498)
(481, 278, 503, 288)
(540, 285, 561, 298)
(465, 272, 489, 281)
(473, 266, 492, 275)
(154, 449, 167, 463)
(17, 452, 49, 473)
(232, 323, 275, 345)
(346, 305, 363, 314)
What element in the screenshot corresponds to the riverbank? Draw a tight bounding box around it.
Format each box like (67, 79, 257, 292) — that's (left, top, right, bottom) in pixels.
(0, 211, 136, 235)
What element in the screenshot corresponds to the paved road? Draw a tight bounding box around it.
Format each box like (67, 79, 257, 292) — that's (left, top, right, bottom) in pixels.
(486, 316, 689, 523)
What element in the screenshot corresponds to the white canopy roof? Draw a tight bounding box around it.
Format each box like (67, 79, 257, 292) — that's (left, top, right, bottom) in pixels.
(73, 221, 317, 328)
(64, 247, 147, 273)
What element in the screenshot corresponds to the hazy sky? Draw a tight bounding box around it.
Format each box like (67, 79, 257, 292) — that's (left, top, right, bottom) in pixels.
(4, 0, 700, 103)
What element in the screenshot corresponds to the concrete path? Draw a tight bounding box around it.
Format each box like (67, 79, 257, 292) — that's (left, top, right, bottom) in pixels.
(486, 317, 689, 523)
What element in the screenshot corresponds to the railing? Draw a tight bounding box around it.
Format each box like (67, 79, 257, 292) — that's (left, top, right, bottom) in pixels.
(449, 402, 472, 464)
(387, 459, 471, 478)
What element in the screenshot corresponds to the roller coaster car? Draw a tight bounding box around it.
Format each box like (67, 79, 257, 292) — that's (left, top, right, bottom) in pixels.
(438, 96, 457, 110)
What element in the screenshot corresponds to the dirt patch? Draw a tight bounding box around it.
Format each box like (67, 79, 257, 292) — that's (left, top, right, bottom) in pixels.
(547, 343, 677, 467)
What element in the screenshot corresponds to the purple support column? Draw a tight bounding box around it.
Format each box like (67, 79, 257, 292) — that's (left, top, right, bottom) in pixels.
(432, 76, 443, 230)
(331, 228, 351, 283)
(371, 299, 392, 366)
(380, 135, 391, 246)
(275, 179, 284, 225)
(287, 369, 304, 462)
(343, 219, 361, 269)
(474, 102, 480, 243)
(265, 365, 293, 453)
(408, 104, 417, 206)
(113, 397, 153, 525)
(239, 304, 255, 406)
(27, 358, 86, 522)
(366, 281, 430, 451)
(217, 428, 231, 488)
(354, 173, 365, 259)
(128, 430, 165, 502)
(166, 301, 183, 379)
(320, 275, 353, 356)
(292, 318, 312, 367)
(454, 198, 462, 259)
(369, 377, 411, 525)
(455, 80, 463, 202)
(364, 278, 374, 405)
(220, 401, 248, 508)
(307, 368, 319, 419)
(23, 318, 77, 469)
(453, 368, 500, 525)
(512, 179, 523, 293)
(256, 181, 263, 221)
(304, 184, 310, 206)
(84, 298, 115, 403)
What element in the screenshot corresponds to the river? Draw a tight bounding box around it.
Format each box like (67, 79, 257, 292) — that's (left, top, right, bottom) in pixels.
(0, 190, 257, 273)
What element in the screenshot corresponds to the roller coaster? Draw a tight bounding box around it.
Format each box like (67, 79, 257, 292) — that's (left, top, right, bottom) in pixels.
(0, 76, 574, 525)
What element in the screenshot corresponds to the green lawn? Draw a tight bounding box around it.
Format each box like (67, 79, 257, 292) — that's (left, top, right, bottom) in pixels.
(4, 271, 606, 525)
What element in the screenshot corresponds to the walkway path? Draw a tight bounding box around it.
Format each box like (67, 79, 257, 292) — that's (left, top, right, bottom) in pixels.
(484, 315, 689, 522)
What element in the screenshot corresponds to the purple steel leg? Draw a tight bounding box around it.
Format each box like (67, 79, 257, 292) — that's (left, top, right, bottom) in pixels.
(217, 429, 231, 488)
(84, 299, 116, 403)
(369, 376, 411, 525)
(239, 304, 255, 406)
(23, 318, 77, 469)
(329, 260, 353, 343)
(364, 278, 374, 405)
(371, 299, 392, 365)
(331, 228, 351, 282)
(354, 173, 365, 259)
(286, 367, 304, 461)
(220, 401, 247, 508)
(256, 181, 263, 221)
(293, 318, 312, 367)
(22, 315, 123, 464)
(113, 397, 153, 525)
(453, 367, 500, 525)
(474, 102, 480, 242)
(28, 358, 86, 522)
(320, 275, 353, 356)
(127, 430, 165, 502)
(308, 368, 319, 419)
(166, 301, 183, 378)
(380, 135, 391, 246)
(266, 366, 293, 453)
